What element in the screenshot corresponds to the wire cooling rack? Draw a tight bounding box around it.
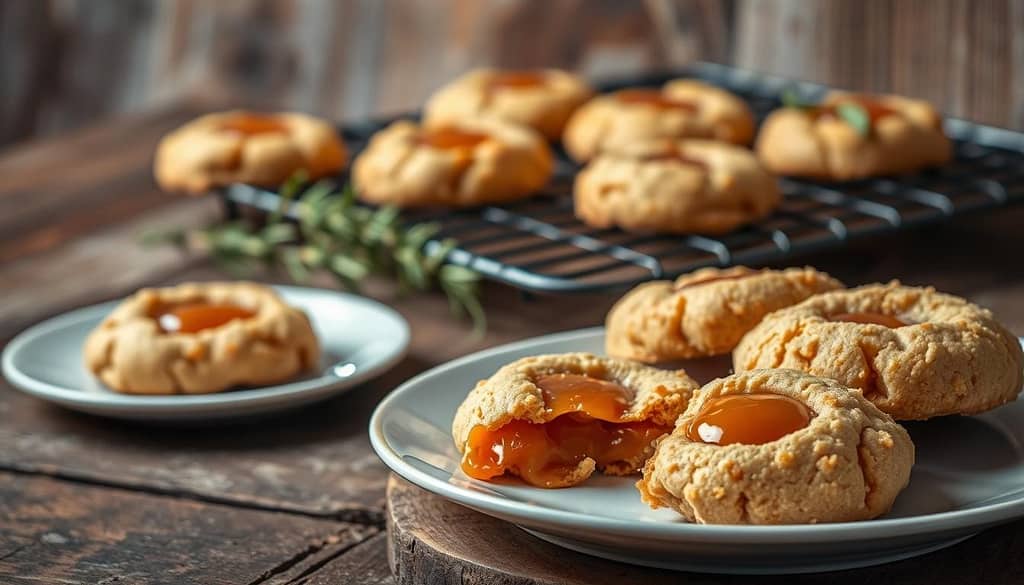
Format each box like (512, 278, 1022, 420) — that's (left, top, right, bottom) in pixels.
(223, 62, 1024, 294)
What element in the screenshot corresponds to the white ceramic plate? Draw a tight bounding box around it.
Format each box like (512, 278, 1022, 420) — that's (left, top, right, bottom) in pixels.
(2, 286, 410, 422)
(370, 327, 1024, 574)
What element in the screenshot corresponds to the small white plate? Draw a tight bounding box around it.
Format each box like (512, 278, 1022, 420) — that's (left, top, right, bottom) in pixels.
(2, 286, 410, 422)
(370, 327, 1024, 574)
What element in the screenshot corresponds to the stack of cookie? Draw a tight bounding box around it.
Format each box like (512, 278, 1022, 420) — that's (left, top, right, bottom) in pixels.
(153, 70, 952, 238)
(450, 266, 1023, 525)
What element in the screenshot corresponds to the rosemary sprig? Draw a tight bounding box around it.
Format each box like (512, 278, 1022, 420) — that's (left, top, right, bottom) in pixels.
(145, 179, 486, 333)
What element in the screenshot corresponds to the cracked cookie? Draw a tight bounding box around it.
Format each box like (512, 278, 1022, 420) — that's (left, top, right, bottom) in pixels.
(562, 80, 755, 162)
(734, 282, 1024, 420)
(755, 92, 951, 181)
(423, 68, 594, 141)
(606, 266, 843, 362)
(452, 353, 699, 488)
(352, 118, 553, 208)
(83, 282, 320, 394)
(638, 369, 914, 524)
(574, 139, 781, 234)
(154, 110, 347, 194)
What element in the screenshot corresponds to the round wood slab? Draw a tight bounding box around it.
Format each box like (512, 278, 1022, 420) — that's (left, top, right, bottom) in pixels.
(385, 474, 1024, 584)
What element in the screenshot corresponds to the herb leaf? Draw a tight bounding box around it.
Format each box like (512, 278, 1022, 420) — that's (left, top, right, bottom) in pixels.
(835, 102, 870, 136)
(145, 177, 485, 330)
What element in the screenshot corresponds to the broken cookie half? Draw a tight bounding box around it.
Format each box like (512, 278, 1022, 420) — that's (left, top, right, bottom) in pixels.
(451, 353, 698, 488)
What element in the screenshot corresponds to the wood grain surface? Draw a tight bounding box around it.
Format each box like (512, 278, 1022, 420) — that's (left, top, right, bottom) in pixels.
(2, 0, 1023, 148)
(1, 105, 1024, 583)
(0, 472, 377, 585)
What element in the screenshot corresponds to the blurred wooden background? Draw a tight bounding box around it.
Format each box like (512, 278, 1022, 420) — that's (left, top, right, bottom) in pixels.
(2, 0, 1022, 148)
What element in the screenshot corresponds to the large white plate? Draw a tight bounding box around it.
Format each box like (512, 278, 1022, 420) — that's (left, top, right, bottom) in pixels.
(370, 327, 1024, 574)
(2, 286, 409, 422)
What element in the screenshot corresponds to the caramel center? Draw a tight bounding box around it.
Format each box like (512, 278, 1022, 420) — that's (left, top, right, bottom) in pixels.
(218, 114, 290, 136)
(486, 70, 548, 90)
(830, 312, 908, 328)
(460, 373, 671, 488)
(685, 394, 812, 446)
(418, 127, 489, 151)
(156, 303, 256, 334)
(615, 89, 698, 113)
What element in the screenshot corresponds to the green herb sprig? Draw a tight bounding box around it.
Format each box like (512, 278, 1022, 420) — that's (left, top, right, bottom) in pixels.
(145, 176, 485, 332)
(780, 86, 871, 137)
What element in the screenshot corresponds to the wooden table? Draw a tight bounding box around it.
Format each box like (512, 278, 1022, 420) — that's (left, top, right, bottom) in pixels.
(2, 104, 1024, 584)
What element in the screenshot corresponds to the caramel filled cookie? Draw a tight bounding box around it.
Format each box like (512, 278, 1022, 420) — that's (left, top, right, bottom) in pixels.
(155, 110, 347, 194)
(563, 80, 755, 162)
(574, 139, 781, 234)
(756, 92, 951, 181)
(423, 68, 594, 141)
(452, 353, 698, 488)
(638, 369, 914, 524)
(352, 118, 553, 208)
(734, 282, 1024, 420)
(84, 282, 320, 394)
(606, 266, 843, 362)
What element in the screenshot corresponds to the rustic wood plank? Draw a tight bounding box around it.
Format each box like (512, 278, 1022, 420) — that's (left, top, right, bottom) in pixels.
(8, 0, 1020, 147)
(0, 471, 377, 585)
(386, 475, 1024, 585)
(288, 533, 395, 585)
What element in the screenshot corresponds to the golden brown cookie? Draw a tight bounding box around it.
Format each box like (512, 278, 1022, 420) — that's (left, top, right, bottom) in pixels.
(638, 368, 914, 524)
(452, 353, 699, 488)
(606, 266, 844, 362)
(351, 118, 553, 208)
(574, 139, 781, 234)
(563, 80, 755, 162)
(423, 68, 594, 141)
(734, 282, 1024, 420)
(154, 110, 347, 194)
(83, 282, 320, 394)
(755, 92, 951, 181)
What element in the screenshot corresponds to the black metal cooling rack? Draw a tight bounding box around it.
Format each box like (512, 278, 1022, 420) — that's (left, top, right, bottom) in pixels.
(222, 62, 1024, 294)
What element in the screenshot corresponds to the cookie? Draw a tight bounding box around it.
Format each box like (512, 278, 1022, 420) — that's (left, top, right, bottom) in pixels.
(154, 110, 347, 194)
(83, 282, 320, 394)
(755, 92, 951, 181)
(637, 369, 914, 524)
(452, 353, 699, 488)
(734, 282, 1024, 420)
(562, 80, 755, 162)
(423, 68, 594, 141)
(574, 139, 781, 234)
(606, 266, 843, 362)
(351, 118, 553, 208)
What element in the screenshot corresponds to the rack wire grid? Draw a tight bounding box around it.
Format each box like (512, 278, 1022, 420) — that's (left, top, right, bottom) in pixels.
(223, 62, 1024, 294)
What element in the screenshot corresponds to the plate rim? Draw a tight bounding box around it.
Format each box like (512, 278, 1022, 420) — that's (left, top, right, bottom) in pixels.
(2, 285, 410, 413)
(369, 326, 1024, 544)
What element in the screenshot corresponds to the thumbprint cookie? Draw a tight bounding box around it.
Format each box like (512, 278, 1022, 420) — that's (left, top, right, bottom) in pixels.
(155, 110, 347, 194)
(606, 266, 843, 362)
(755, 92, 951, 181)
(638, 369, 914, 524)
(563, 80, 755, 162)
(734, 283, 1024, 420)
(423, 68, 594, 141)
(352, 118, 553, 208)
